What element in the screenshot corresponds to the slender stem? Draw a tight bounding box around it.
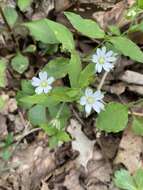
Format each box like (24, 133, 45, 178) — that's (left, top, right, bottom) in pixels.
(56, 103, 65, 119)
(97, 71, 108, 91)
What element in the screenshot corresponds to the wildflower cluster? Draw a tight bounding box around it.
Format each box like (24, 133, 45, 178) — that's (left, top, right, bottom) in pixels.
(31, 46, 117, 116)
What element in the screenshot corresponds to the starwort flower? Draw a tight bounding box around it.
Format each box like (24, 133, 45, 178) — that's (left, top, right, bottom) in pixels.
(92, 46, 117, 73)
(31, 71, 55, 94)
(80, 88, 104, 116)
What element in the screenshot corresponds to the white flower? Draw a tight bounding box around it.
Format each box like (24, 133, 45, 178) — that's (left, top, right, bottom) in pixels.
(92, 46, 117, 73)
(31, 71, 55, 94)
(127, 9, 137, 17)
(80, 88, 104, 116)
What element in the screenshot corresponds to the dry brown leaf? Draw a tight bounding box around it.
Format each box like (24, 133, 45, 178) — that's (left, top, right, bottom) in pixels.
(8, 143, 56, 190)
(114, 127, 143, 173)
(128, 85, 143, 95)
(93, 1, 127, 29)
(0, 114, 8, 139)
(67, 119, 95, 168)
(64, 169, 84, 190)
(87, 159, 112, 184)
(41, 181, 50, 190)
(86, 146, 112, 189)
(120, 70, 143, 85)
(110, 82, 126, 95)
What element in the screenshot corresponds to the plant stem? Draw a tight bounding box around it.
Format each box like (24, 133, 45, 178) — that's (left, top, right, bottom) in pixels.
(56, 103, 65, 119)
(97, 71, 108, 91)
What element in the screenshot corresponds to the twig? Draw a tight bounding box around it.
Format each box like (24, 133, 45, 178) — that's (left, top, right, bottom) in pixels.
(97, 71, 108, 91)
(128, 111, 143, 117)
(70, 105, 85, 126)
(12, 128, 42, 155)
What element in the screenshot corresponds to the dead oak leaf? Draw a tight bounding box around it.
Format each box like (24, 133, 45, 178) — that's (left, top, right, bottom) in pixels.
(114, 127, 143, 173)
(67, 119, 95, 169)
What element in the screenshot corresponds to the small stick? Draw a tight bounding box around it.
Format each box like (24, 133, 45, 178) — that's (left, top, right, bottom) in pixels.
(128, 111, 143, 117)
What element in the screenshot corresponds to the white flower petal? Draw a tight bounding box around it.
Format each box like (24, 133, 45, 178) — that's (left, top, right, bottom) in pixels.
(96, 48, 102, 56)
(93, 91, 104, 100)
(85, 104, 92, 115)
(106, 56, 116, 62)
(80, 96, 87, 105)
(102, 46, 106, 53)
(92, 54, 98, 63)
(85, 88, 93, 96)
(35, 87, 43, 94)
(93, 101, 104, 113)
(31, 77, 41, 87)
(106, 50, 113, 57)
(103, 62, 114, 72)
(47, 77, 55, 84)
(95, 63, 103, 73)
(39, 71, 48, 80)
(43, 86, 52, 93)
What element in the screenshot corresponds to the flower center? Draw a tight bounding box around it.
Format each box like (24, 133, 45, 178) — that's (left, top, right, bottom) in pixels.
(87, 96, 95, 105)
(40, 81, 48, 88)
(98, 57, 105, 64)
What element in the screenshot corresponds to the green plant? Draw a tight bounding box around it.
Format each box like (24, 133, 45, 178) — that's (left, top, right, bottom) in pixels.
(1, 1, 143, 147)
(0, 133, 14, 161)
(114, 168, 143, 190)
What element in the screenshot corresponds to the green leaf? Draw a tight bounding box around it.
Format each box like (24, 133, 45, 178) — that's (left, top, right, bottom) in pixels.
(23, 44, 36, 53)
(48, 103, 71, 129)
(0, 59, 7, 87)
(19, 87, 79, 106)
(133, 169, 143, 188)
(16, 91, 33, 109)
(38, 43, 58, 55)
(57, 131, 71, 142)
(45, 19, 75, 51)
(0, 96, 5, 110)
(17, 0, 33, 11)
(64, 12, 105, 39)
(3, 6, 18, 28)
(24, 19, 58, 44)
(21, 80, 35, 95)
(68, 51, 82, 87)
(114, 169, 136, 190)
(48, 103, 70, 119)
(108, 25, 121, 36)
(132, 116, 143, 136)
(28, 105, 47, 126)
(96, 102, 128, 133)
(78, 64, 95, 88)
(43, 57, 70, 79)
(109, 36, 143, 63)
(138, 0, 143, 9)
(40, 123, 58, 136)
(128, 21, 143, 33)
(49, 136, 59, 148)
(5, 133, 13, 147)
(11, 53, 29, 73)
(2, 149, 12, 161)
